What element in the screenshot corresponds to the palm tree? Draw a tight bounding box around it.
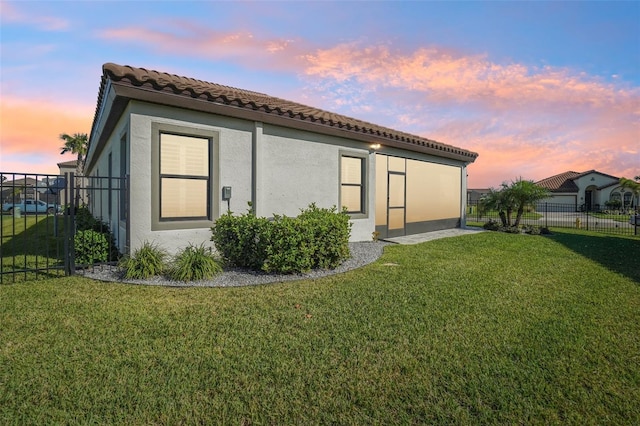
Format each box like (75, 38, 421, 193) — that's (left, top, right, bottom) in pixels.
(619, 177, 640, 210)
(59, 133, 88, 176)
(509, 178, 550, 226)
(480, 178, 549, 227)
(479, 183, 516, 227)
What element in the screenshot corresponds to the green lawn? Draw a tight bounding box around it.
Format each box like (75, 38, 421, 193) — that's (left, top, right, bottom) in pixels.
(467, 209, 543, 221)
(1, 214, 66, 282)
(590, 211, 633, 223)
(1, 230, 639, 424)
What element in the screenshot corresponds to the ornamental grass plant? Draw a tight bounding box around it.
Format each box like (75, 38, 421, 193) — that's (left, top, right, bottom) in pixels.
(169, 243, 222, 282)
(118, 241, 167, 279)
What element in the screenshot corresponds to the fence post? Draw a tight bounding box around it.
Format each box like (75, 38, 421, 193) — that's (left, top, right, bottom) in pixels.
(64, 173, 71, 275)
(586, 207, 589, 231)
(545, 203, 548, 229)
(64, 172, 77, 276)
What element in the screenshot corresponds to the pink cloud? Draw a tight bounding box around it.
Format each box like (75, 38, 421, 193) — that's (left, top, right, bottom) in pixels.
(77, 24, 640, 185)
(98, 23, 308, 71)
(304, 44, 639, 114)
(1, 1, 69, 31)
(300, 43, 639, 186)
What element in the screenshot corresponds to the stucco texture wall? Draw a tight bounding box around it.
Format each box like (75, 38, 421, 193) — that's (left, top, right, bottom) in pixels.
(127, 103, 253, 254)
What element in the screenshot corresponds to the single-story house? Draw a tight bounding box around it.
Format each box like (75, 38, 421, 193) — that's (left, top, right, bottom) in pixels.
(57, 160, 78, 175)
(467, 188, 490, 204)
(536, 170, 633, 211)
(57, 160, 89, 206)
(57, 160, 76, 205)
(84, 63, 478, 254)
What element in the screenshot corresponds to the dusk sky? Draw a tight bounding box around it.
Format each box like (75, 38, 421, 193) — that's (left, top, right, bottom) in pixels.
(1, 0, 638, 188)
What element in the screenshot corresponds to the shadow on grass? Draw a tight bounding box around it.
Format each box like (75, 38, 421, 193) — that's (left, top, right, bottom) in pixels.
(547, 229, 640, 283)
(1, 215, 67, 283)
(1, 215, 67, 257)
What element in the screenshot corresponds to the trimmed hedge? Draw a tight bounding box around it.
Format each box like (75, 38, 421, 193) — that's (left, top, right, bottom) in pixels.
(211, 203, 351, 274)
(298, 204, 351, 269)
(210, 210, 270, 270)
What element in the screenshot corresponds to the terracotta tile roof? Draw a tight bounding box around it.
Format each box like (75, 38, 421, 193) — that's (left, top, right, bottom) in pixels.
(92, 63, 478, 163)
(536, 170, 621, 192)
(536, 171, 581, 192)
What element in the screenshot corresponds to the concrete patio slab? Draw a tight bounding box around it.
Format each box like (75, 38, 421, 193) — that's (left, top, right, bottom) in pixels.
(382, 227, 485, 245)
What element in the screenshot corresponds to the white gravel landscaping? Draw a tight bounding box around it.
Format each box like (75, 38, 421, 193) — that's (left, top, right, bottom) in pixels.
(79, 241, 391, 287)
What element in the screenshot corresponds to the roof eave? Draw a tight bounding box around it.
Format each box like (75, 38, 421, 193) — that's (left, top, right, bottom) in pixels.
(86, 80, 131, 173)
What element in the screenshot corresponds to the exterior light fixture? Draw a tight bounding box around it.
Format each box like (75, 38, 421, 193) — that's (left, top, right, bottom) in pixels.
(369, 143, 381, 152)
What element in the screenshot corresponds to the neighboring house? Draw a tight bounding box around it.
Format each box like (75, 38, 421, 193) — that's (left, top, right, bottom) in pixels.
(536, 170, 633, 211)
(57, 160, 88, 206)
(1, 177, 38, 203)
(467, 188, 490, 204)
(0, 176, 60, 205)
(57, 160, 77, 176)
(84, 63, 478, 254)
(57, 160, 75, 205)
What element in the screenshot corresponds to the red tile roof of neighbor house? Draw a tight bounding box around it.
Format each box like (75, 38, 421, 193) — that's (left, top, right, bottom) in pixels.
(536, 170, 621, 192)
(536, 171, 582, 192)
(91, 63, 478, 163)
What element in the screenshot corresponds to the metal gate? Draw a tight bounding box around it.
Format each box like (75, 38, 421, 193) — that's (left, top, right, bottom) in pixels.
(1, 172, 128, 284)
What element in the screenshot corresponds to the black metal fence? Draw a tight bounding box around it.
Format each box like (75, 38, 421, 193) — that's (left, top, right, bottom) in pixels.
(1, 172, 128, 284)
(466, 201, 640, 237)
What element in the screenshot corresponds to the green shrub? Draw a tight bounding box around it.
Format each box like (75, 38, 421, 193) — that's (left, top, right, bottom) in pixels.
(211, 210, 270, 269)
(169, 243, 222, 281)
(483, 219, 500, 231)
(73, 206, 100, 232)
(118, 241, 167, 279)
(605, 199, 622, 210)
(211, 203, 352, 274)
(523, 225, 542, 235)
(74, 229, 109, 265)
(263, 215, 315, 273)
(501, 226, 522, 234)
(298, 203, 351, 269)
(73, 206, 120, 261)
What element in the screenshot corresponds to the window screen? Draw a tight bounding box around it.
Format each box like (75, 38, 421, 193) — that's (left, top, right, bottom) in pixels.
(341, 155, 365, 214)
(159, 133, 210, 220)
